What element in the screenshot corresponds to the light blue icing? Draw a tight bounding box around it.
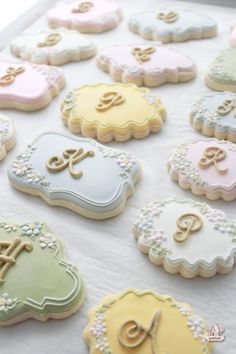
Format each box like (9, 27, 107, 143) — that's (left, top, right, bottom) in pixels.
(191, 92, 236, 133)
(129, 9, 217, 38)
(8, 132, 141, 216)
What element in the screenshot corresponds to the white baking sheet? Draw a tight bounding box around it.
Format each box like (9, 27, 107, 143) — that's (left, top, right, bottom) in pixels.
(0, 0, 235, 353)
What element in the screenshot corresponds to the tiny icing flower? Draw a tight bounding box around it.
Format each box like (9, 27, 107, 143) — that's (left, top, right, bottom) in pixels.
(116, 154, 135, 171)
(0, 293, 18, 313)
(21, 222, 42, 239)
(39, 233, 57, 250)
(12, 160, 30, 177)
(187, 316, 206, 339)
(149, 229, 166, 244)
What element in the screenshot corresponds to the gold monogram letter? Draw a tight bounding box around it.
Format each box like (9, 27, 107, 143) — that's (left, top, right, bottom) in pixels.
(199, 146, 228, 175)
(46, 148, 95, 179)
(0, 238, 33, 284)
(72, 1, 93, 13)
(0, 66, 25, 86)
(132, 47, 156, 64)
(217, 99, 236, 117)
(37, 33, 62, 47)
(118, 311, 161, 354)
(157, 11, 179, 23)
(173, 213, 202, 243)
(96, 92, 125, 112)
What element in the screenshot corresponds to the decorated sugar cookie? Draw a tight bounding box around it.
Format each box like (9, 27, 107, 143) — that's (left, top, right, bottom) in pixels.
(0, 115, 15, 161)
(8, 132, 141, 220)
(84, 289, 213, 354)
(134, 198, 236, 278)
(97, 44, 196, 87)
(230, 23, 236, 47)
(10, 28, 97, 65)
(129, 9, 217, 43)
(0, 61, 65, 111)
(167, 138, 236, 201)
(0, 221, 84, 326)
(61, 83, 166, 142)
(190, 91, 236, 142)
(206, 49, 236, 93)
(47, 1, 122, 33)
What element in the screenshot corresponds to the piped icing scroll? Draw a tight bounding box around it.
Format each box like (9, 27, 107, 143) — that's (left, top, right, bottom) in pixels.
(173, 213, 202, 243)
(37, 32, 61, 47)
(96, 91, 125, 112)
(0, 66, 25, 86)
(156, 11, 179, 23)
(199, 147, 228, 175)
(72, 1, 94, 13)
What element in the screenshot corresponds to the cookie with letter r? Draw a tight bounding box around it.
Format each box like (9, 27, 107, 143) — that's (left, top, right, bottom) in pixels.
(61, 83, 166, 142)
(167, 138, 236, 201)
(0, 221, 84, 326)
(206, 49, 236, 93)
(129, 9, 217, 43)
(0, 115, 15, 161)
(133, 197, 236, 278)
(97, 43, 196, 87)
(47, 1, 122, 33)
(0, 61, 65, 111)
(190, 91, 236, 143)
(84, 289, 213, 354)
(8, 132, 141, 220)
(11, 28, 97, 65)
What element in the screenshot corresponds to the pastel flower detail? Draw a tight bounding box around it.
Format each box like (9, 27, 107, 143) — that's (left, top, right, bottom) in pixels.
(0, 222, 18, 233)
(21, 222, 42, 239)
(205, 209, 226, 223)
(177, 304, 191, 316)
(0, 293, 19, 313)
(90, 311, 111, 354)
(187, 316, 207, 341)
(149, 229, 167, 244)
(39, 233, 57, 250)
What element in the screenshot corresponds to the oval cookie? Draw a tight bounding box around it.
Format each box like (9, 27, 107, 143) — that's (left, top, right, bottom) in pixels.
(134, 197, 236, 278)
(97, 44, 196, 87)
(7, 132, 141, 220)
(47, 1, 122, 33)
(167, 138, 236, 201)
(206, 49, 236, 93)
(84, 289, 213, 354)
(129, 9, 217, 43)
(0, 115, 15, 161)
(61, 83, 166, 142)
(190, 91, 236, 143)
(0, 61, 65, 111)
(11, 28, 97, 65)
(0, 221, 84, 326)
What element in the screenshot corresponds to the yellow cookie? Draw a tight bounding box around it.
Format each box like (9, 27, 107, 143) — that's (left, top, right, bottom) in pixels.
(84, 289, 213, 354)
(61, 83, 166, 142)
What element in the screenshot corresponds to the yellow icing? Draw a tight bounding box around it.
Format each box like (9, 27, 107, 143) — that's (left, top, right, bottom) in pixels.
(85, 289, 212, 354)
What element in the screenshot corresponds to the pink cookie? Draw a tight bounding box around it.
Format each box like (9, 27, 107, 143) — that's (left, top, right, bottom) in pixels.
(230, 23, 236, 47)
(167, 138, 236, 201)
(97, 43, 196, 87)
(0, 61, 65, 111)
(47, 1, 122, 33)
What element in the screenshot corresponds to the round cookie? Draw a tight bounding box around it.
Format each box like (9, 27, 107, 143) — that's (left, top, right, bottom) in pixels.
(11, 28, 97, 65)
(0, 115, 15, 161)
(167, 138, 236, 201)
(206, 49, 236, 93)
(61, 83, 166, 142)
(190, 91, 236, 142)
(7, 132, 141, 220)
(0, 221, 84, 326)
(84, 289, 213, 354)
(134, 197, 236, 278)
(0, 61, 65, 111)
(230, 23, 236, 47)
(97, 44, 196, 87)
(129, 9, 217, 43)
(47, 1, 122, 33)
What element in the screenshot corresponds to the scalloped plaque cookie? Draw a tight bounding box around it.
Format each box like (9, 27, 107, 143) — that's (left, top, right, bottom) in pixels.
(10, 28, 97, 66)
(0, 61, 65, 111)
(61, 83, 166, 142)
(129, 9, 217, 43)
(0, 220, 84, 326)
(190, 91, 236, 142)
(7, 132, 141, 220)
(230, 23, 236, 47)
(167, 138, 236, 201)
(84, 289, 213, 354)
(206, 49, 236, 93)
(0, 115, 15, 161)
(134, 198, 236, 278)
(47, 1, 122, 33)
(97, 44, 196, 87)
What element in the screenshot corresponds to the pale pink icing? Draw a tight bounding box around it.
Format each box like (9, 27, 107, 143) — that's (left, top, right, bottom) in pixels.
(186, 140, 236, 190)
(100, 45, 195, 72)
(0, 61, 62, 104)
(47, 1, 120, 23)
